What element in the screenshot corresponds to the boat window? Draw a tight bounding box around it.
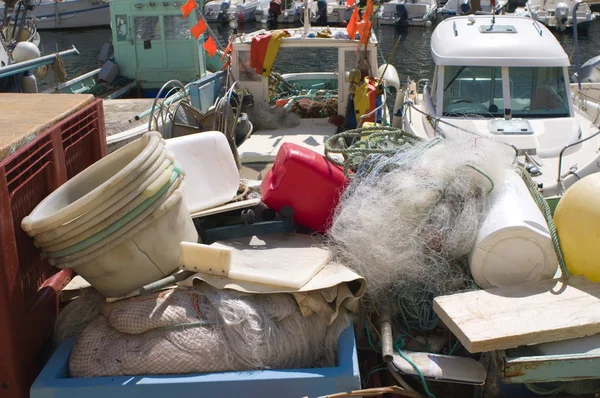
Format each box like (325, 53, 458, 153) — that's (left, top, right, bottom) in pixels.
(509, 67, 570, 118)
(135, 16, 161, 41)
(442, 66, 503, 117)
(115, 15, 129, 42)
(273, 47, 339, 75)
(345, 50, 370, 73)
(164, 16, 191, 40)
(238, 51, 262, 82)
(270, 47, 339, 90)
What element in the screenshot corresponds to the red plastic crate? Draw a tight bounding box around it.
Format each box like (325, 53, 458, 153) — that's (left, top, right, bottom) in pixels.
(0, 98, 106, 398)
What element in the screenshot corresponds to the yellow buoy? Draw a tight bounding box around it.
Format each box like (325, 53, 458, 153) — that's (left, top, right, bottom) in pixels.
(554, 174, 600, 281)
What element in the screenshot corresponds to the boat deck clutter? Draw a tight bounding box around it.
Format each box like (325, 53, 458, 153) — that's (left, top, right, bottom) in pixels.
(5, 11, 600, 396)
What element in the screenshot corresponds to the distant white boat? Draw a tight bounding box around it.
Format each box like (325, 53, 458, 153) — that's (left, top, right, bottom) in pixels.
(527, 0, 595, 32)
(377, 0, 437, 26)
(1, 0, 110, 30)
(254, 0, 303, 24)
(204, 0, 269, 22)
(309, 0, 353, 25)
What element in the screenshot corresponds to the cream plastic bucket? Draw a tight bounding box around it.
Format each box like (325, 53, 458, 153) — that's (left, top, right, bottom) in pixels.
(47, 174, 183, 265)
(22, 132, 164, 235)
(33, 148, 173, 245)
(43, 165, 178, 253)
(55, 186, 197, 297)
(36, 157, 176, 249)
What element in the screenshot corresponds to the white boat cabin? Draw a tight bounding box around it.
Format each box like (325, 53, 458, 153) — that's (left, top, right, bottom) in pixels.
(402, 15, 600, 197)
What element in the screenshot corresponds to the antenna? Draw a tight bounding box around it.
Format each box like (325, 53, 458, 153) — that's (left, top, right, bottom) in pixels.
(491, 0, 495, 24)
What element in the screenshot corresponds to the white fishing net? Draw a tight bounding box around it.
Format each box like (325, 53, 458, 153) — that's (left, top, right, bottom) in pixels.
(69, 285, 351, 377)
(327, 132, 515, 322)
(246, 101, 300, 131)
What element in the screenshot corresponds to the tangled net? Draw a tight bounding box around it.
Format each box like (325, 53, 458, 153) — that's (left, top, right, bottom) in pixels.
(69, 285, 350, 377)
(290, 97, 338, 119)
(246, 100, 300, 131)
(327, 130, 515, 328)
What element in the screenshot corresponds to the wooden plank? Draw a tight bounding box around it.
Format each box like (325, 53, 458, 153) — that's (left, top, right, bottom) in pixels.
(102, 99, 154, 136)
(0, 93, 94, 161)
(433, 276, 600, 353)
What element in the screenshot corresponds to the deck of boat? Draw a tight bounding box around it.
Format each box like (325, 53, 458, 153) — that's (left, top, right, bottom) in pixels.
(102, 98, 155, 136)
(237, 118, 337, 179)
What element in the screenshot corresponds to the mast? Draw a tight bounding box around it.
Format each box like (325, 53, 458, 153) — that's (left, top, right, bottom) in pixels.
(303, 0, 310, 35)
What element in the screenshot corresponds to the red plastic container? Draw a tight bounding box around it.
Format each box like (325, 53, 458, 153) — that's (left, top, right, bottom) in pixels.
(260, 143, 348, 233)
(0, 99, 106, 398)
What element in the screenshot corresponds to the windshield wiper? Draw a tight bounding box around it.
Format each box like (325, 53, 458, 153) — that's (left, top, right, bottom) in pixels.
(444, 66, 467, 92)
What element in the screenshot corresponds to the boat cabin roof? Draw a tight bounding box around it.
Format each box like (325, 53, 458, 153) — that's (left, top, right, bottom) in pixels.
(232, 27, 379, 48)
(431, 16, 570, 67)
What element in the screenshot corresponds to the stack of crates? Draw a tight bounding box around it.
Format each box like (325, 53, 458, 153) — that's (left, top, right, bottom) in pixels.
(0, 99, 106, 398)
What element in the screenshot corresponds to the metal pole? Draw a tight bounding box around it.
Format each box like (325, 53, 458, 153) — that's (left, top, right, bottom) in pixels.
(380, 300, 394, 363)
(0, 46, 79, 79)
(195, 3, 224, 51)
(573, 0, 582, 91)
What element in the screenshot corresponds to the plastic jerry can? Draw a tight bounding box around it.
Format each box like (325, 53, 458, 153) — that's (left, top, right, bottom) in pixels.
(260, 143, 348, 233)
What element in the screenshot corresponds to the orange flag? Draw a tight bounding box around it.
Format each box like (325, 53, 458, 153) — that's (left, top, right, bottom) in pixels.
(203, 36, 218, 57)
(346, 6, 359, 39)
(346, 0, 355, 9)
(362, 0, 373, 21)
(181, 0, 196, 18)
(357, 19, 371, 44)
(191, 18, 207, 39)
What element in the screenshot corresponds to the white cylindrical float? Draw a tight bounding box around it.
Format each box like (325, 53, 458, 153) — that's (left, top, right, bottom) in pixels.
(469, 172, 558, 289)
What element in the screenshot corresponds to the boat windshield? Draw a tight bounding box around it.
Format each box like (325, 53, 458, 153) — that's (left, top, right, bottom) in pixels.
(442, 65, 570, 118)
(442, 66, 504, 117)
(509, 67, 570, 118)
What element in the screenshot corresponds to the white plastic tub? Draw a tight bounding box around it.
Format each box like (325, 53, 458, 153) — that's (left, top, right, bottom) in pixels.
(165, 131, 239, 214)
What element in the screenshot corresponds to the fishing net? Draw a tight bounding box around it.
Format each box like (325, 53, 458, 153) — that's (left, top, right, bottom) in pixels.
(327, 129, 515, 329)
(53, 288, 105, 348)
(69, 285, 350, 377)
(246, 100, 300, 131)
(290, 97, 338, 119)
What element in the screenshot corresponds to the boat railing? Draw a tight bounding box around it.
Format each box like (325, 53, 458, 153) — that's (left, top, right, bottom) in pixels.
(557, 129, 600, 189)
(359, 88, 387, 125)
(0, 45, 79, 79)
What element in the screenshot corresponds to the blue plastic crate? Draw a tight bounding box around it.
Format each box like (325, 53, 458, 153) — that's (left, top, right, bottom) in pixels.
(31, 326, 360, 398)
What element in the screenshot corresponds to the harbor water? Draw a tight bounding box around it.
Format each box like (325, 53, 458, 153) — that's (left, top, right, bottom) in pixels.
(38, 19, 600, 90)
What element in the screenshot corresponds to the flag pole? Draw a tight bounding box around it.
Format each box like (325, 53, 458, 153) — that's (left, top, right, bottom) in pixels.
(194, 1, 225, 50)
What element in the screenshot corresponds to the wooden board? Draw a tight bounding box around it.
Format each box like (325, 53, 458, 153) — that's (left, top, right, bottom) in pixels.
(0, 93, 94, 161)
(102, 99, 154, 136)
(433, 276, 600, 353)
(206, 234, 331, 289)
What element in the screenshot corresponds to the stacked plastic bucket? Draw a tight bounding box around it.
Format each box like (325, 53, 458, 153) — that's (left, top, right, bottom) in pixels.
(21, 132, 198, 298)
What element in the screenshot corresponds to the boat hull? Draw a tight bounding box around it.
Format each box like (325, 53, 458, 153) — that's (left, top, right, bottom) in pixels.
(29, 0, 110, 29)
